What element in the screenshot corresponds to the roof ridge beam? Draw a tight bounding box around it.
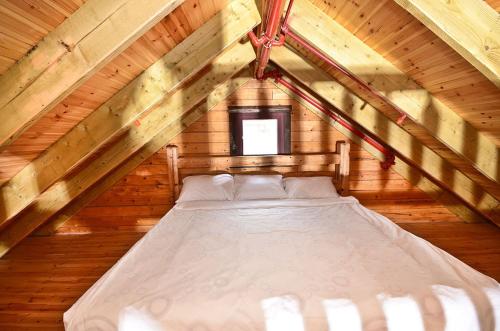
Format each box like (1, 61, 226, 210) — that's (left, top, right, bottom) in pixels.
(0, 0, 260, 229)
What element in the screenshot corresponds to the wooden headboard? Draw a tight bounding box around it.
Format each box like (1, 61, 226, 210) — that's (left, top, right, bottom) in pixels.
(166, 141, 350, 200)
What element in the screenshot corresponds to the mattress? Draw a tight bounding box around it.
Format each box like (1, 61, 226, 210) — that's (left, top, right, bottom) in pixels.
(64, 197, 500, 331)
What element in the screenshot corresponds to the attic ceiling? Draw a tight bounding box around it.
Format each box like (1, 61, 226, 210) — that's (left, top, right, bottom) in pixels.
(0, 0, 231, 183)
(0, 0, 498, 254)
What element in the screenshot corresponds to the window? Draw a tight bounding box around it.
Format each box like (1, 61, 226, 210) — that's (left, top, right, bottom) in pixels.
(229, 106, 291, 156)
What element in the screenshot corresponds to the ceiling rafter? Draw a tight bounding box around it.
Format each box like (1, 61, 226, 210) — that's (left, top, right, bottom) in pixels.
(271, 45, 500, 225)
(394, 0, 500, 87)
(270, 75, 487, 224)
(0, 0, 260, 231)
(35, 70, 254, 237)
(286, 0, 499, 185)
(0, 0, 185, 148)
(0, 41, 255, 257)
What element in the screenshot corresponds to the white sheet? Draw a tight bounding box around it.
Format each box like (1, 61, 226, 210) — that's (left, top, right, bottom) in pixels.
(64, 198, 500, 331)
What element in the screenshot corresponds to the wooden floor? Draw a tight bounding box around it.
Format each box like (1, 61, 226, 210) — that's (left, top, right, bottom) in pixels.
(0, 222, 499, 330)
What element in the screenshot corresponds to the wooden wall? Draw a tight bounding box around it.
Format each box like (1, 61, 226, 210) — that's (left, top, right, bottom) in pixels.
(57, 79, 461, 234)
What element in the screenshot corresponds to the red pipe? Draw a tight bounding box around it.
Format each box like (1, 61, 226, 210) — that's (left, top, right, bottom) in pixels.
(281, 22, 407, 125)
(263, 69, 395, 169)
(248, 0, 286, 79)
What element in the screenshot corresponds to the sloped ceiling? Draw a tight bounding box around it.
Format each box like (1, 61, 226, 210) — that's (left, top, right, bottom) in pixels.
(275, 0, 499, 209)
(0, 0, 498, 254)
(308, 0, 500, 145)
(0, 0, 86, 74)
(486, 0, 500, 11)
(0, 0, 231, 184)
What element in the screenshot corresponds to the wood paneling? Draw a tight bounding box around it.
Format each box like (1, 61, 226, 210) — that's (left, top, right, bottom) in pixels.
(0, 0, 85, 75)
(58, 79, 465, 234)
(393, 0, 499, 88)
(272, 46, 499, 224)
(0, 0, 230, 184)
(0, 0, 259, 233)
(286, 0, 499, 191)
(485, 0, 500, 11)
(0, 45, 255, 257)
(308, 0, 500, 145)
(0, 0, 186, 148)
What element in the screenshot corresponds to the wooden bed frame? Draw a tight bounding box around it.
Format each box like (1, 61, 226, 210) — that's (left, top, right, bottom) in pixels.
(166, 141, 350, 200)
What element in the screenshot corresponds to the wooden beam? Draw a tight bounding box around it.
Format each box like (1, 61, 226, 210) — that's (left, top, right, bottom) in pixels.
(394, 0, 500, 87)
(287, 0, 499, 184)
(0, 0, 189, 148)
(35, 71, 253, 236)
(0, 0, 260, 230)
(0, 0, 129, 111)
(271, 46, 500, 225)
(176, 154, 341, 169)
(271, 80, 487, 224)
(0, 45, 254, 257)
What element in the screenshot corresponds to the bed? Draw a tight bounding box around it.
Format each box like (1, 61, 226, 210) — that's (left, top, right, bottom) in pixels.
(64, 142, 500, 331)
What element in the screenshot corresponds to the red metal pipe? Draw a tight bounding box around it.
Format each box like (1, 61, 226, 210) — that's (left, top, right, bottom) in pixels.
(248, 0, 286, 79)
(282, 0, 295, 29)
(281, 25, 408, 125)
(263, 69, 395, 169)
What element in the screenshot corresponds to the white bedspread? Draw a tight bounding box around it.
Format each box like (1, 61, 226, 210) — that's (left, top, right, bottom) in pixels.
(64, 197, 500, 331)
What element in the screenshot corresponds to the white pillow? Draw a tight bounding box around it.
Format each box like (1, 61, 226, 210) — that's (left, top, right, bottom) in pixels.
(284, 177, 339, 199)
(234, 175, 287, 200)
(176, 174, 234, 202)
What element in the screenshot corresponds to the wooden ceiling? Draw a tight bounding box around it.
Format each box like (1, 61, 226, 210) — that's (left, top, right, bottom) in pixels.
(0, 0, 498, 255)
(485, 0, 500, 11)
(277, 0, 499, 204)
(0, 0, 230, 184)
(0, 0, 86, 75)
(309, 0, 500, 145)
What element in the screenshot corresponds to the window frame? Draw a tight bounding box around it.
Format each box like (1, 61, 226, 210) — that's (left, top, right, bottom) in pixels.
(229, 105, 291, 156)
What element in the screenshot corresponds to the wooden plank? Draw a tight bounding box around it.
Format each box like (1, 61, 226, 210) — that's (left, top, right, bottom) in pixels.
(177, 153, 340, 169)
(269, 51, 499, 224)
(394, 0, 500, 87)
(0, 46, 254, 256)
(166, 145, 177, 202)
(0, 0, 128, 111)
(0, 0, 260, 230)
(289, 0, 499, 183)
(0, 0, 186, 147)
(171, 146, 180, 200)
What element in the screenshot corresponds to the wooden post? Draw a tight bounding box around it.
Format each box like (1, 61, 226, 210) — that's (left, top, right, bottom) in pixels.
(166, 145, 180, 201)
(336, 141, 350, 196)
(172, 146, 180, 200)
